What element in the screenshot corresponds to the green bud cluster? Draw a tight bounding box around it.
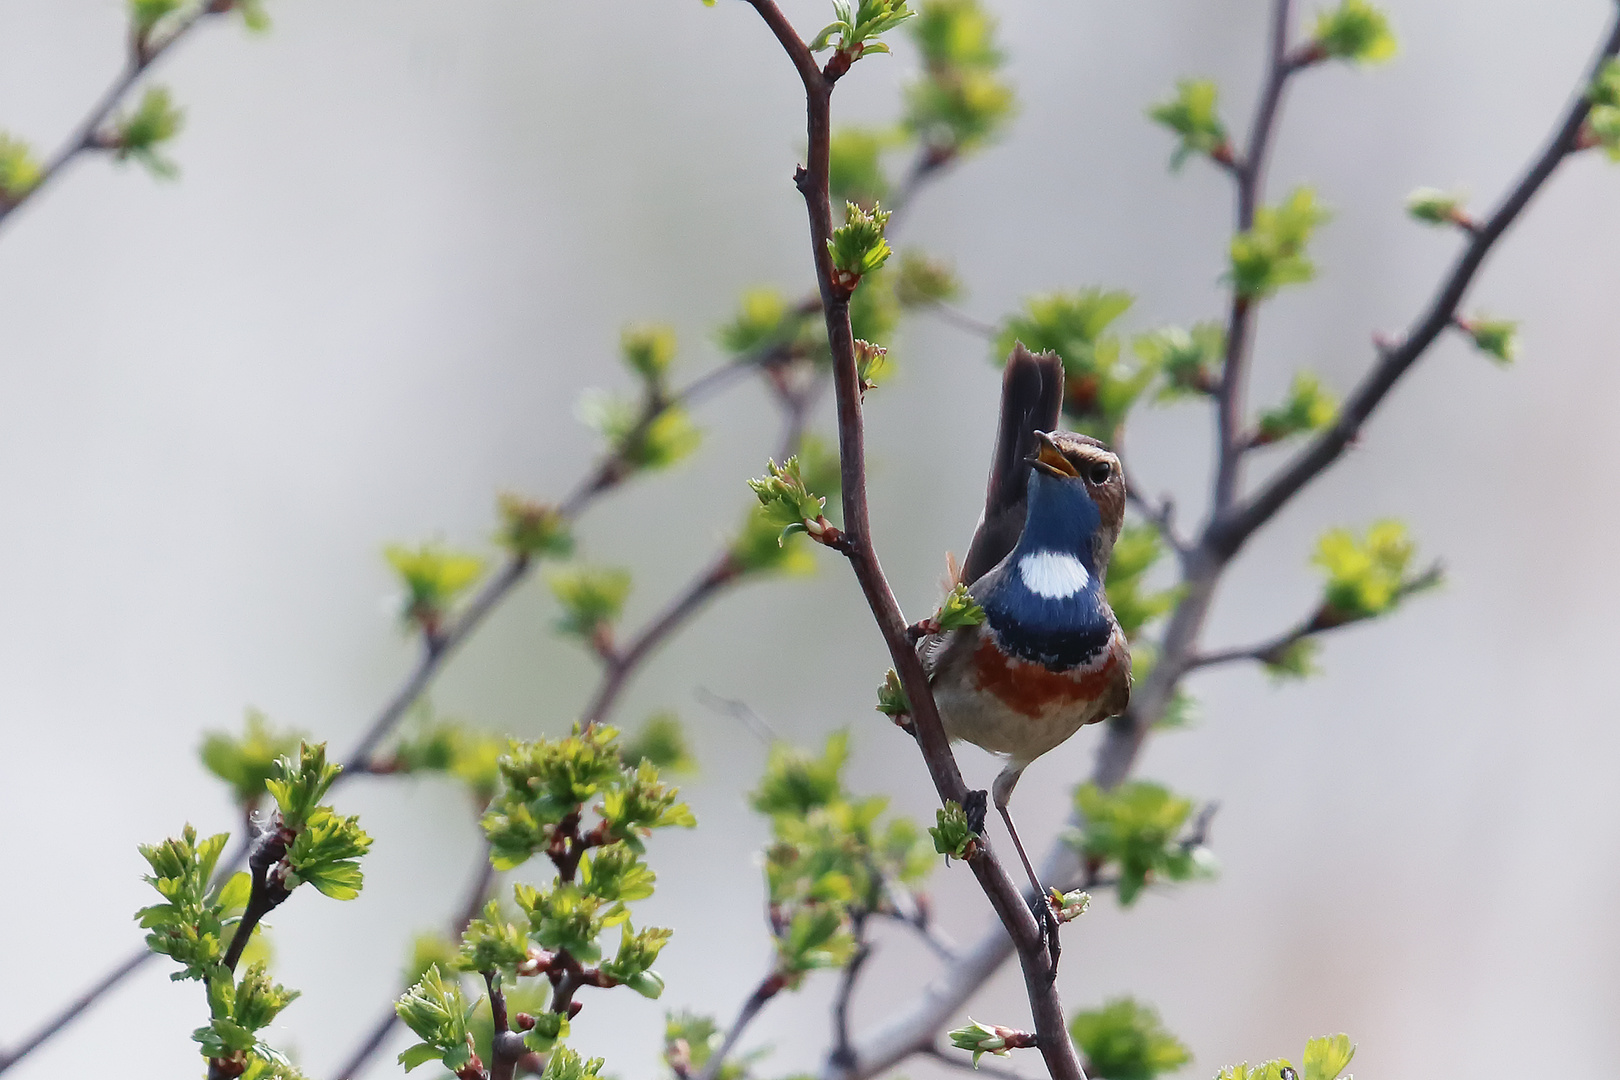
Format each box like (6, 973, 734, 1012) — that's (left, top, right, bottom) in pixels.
(827, 201, 894, 291)
(1255, 372, 1338, 445)
(904, 0, 1015, 157)
(496, 493, 573, 559)
(267, 742, 372, 899)
(1456, 314, 1519, 364)
(811, 0, 916, 64)
(1229, 187, 1331, 299)
(111, 86, 184, 179)
(546, 564, 633, 641)
(1149, 79, 1230, 170)
(830, 127, 895, 209)
(1310, 0, 1396, 65)
(934, 582, 986, 631)
(748, 455, 837, 547)
(1311, 519, 1435, 623)
(1217, 1033, 1355, 1080)
(1068, 781, 1216, 906)
(751, 732, 934, 983)
(994, 290, 1144, 438)
(1069, 997, 1192, 1080)
(894, 250, 961, 307)
(577, 388, 702, 473)
(200, 711, 305, 808)
(946, 1019, 1034, 1066)
(1135, 323, 1224, 401)
(385, 543, 486, 632)
(1405, 187, 1471, 227)
(1587, 59, 1620, 159)
(875, 668, 910, 719)
(929, 799, 977, 860)
(400, 727, 692, 1076)
(0, 134, 42, 203)
(139, 742, 369, 1076)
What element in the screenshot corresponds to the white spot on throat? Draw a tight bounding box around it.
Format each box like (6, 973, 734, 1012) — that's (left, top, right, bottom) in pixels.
(1017, 550, 1090, 599)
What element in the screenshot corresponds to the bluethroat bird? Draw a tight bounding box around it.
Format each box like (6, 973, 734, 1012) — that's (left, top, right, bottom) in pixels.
(918, 343, 1131, 949)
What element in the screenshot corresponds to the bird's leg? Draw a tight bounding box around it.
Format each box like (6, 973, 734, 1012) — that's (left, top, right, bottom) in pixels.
(992, 765, 1061, 970)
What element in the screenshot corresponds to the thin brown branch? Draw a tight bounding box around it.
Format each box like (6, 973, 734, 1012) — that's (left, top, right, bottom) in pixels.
(1187, 563, 1443, 670)
(735, 4, 1085, 1079)
(695, 969, 788, 1080)
(1213, 0, 1300, 513)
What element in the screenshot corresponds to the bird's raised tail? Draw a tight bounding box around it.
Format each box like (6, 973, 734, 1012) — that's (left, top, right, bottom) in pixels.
(959, 342, 1065, 586)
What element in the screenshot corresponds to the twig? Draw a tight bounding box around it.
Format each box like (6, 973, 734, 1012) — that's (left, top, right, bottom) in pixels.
(695, 969, 789, 1080)
(1213, 0, 1301, 513)
(734, 5, 1086, 1080)
(923, 302, 1000, 340)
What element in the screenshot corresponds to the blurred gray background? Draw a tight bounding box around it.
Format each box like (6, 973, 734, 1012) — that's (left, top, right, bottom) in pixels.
(0, 0, 1617, 1077)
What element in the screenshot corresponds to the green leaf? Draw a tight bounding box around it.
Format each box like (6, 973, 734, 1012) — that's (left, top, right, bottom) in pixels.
(495, 493, 573, 559)
(136, 824, 236, 980)
(457, 900, 530, 974)
(1228, 187, 1331, 300)
(1311, 0, 1396, 64)
(1069, 997, 1192, 1080)
(1301, 1034, 1355, 1080)
(1069, 781, 1214, 906)
(263, 741, 342, 830)
(1135, 323, 1223, 401)
(1149, 79, 1229, 170)
(1587, 60, 1620, 160)
(1255, 372, 1338, 445)
(994, 290, 1142, 438)
(283, 804, 372, 900)
(731, 503, 819, 576)
(827, 201, 894, 288)
(934, 583, 986, 631)
(621, 324, 677, 382)
(0, 133, 42, 202)
(385, 543, 485, 628)
(130, 0, 183, 35)
(619, 712, 696, 774)
(748, 456, 831, 543)
(541, 1045, 606, 1080)
(718, 287, 800, 356)
(751, 731, 849, 818)
(1261, 638, 1321, 683)
(546, 564, 633, 638)
(1311, 519, 1431, 621)
(110, 85, 184, 180)
(577, 390, 702, 471)
(811, 0, 915, 61)
(1105, 524, 1175, 641)
(904, 0, 1014, 155)
(397, 1043, 443, 1072)
(1404, 187, 1469, 227)
(830, 126, 894, 208)
(200, 710, 305, 807)
(929, 800, 977, 859)
(1457, 314, 1518, 364)
(394, 967, 475, 1069)
(875, 668, 911, 719)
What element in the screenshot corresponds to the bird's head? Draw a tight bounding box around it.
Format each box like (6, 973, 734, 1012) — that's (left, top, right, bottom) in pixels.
(1022, 430, 1126, 571)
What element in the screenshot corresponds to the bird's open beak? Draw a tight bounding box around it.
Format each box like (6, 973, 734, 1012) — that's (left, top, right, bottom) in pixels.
(1026, 431, 1078, 479)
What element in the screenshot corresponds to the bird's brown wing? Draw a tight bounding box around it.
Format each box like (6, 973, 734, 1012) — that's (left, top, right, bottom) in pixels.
(958, 343, 1065, 587)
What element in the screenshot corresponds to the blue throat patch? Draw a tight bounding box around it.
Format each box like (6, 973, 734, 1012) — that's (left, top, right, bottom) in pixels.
(977, 469, 1113, 670)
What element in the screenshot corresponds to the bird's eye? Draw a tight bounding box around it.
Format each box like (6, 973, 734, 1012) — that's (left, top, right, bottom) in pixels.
(1087, 461, 1112, 484)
